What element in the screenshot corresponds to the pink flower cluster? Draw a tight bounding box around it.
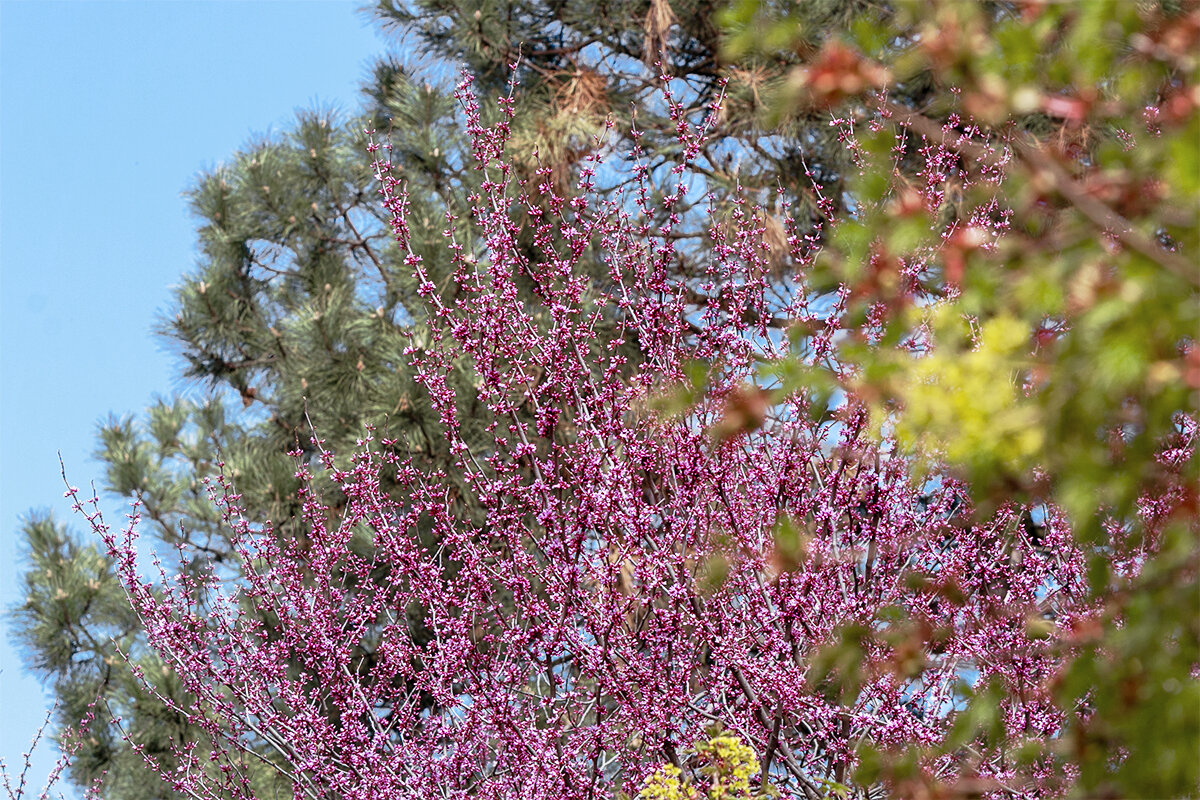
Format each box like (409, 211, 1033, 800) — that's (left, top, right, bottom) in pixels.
(69, 75, 1096, 799)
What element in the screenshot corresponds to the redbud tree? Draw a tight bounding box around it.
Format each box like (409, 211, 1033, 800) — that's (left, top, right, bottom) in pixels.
(50, 67, 1107, 800)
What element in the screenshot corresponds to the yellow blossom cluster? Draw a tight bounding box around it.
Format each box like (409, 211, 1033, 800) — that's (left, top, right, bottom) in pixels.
(637, 764, 700, 800)
(696, 733, 759, 799)
(636, 733, 760, 800)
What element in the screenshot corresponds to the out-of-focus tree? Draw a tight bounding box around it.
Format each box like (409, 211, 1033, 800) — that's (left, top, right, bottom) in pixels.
(720, 0, 1198, 795)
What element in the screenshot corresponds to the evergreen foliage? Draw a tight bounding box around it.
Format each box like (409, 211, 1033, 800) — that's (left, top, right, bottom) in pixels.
(13, 65, 475, 800)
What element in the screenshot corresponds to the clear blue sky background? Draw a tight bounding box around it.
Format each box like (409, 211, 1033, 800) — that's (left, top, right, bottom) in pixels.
(1, 2, 385, 792)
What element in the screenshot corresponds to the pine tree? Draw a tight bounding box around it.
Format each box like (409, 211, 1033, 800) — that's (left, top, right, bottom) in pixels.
(12, 62, 479, 798)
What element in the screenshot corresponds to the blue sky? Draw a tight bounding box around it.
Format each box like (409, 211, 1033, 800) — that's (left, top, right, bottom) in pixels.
(0, 2, 384, 791)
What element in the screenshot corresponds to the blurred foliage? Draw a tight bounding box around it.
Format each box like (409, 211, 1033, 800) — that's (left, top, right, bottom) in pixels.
(721, 0, 1198, 796)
